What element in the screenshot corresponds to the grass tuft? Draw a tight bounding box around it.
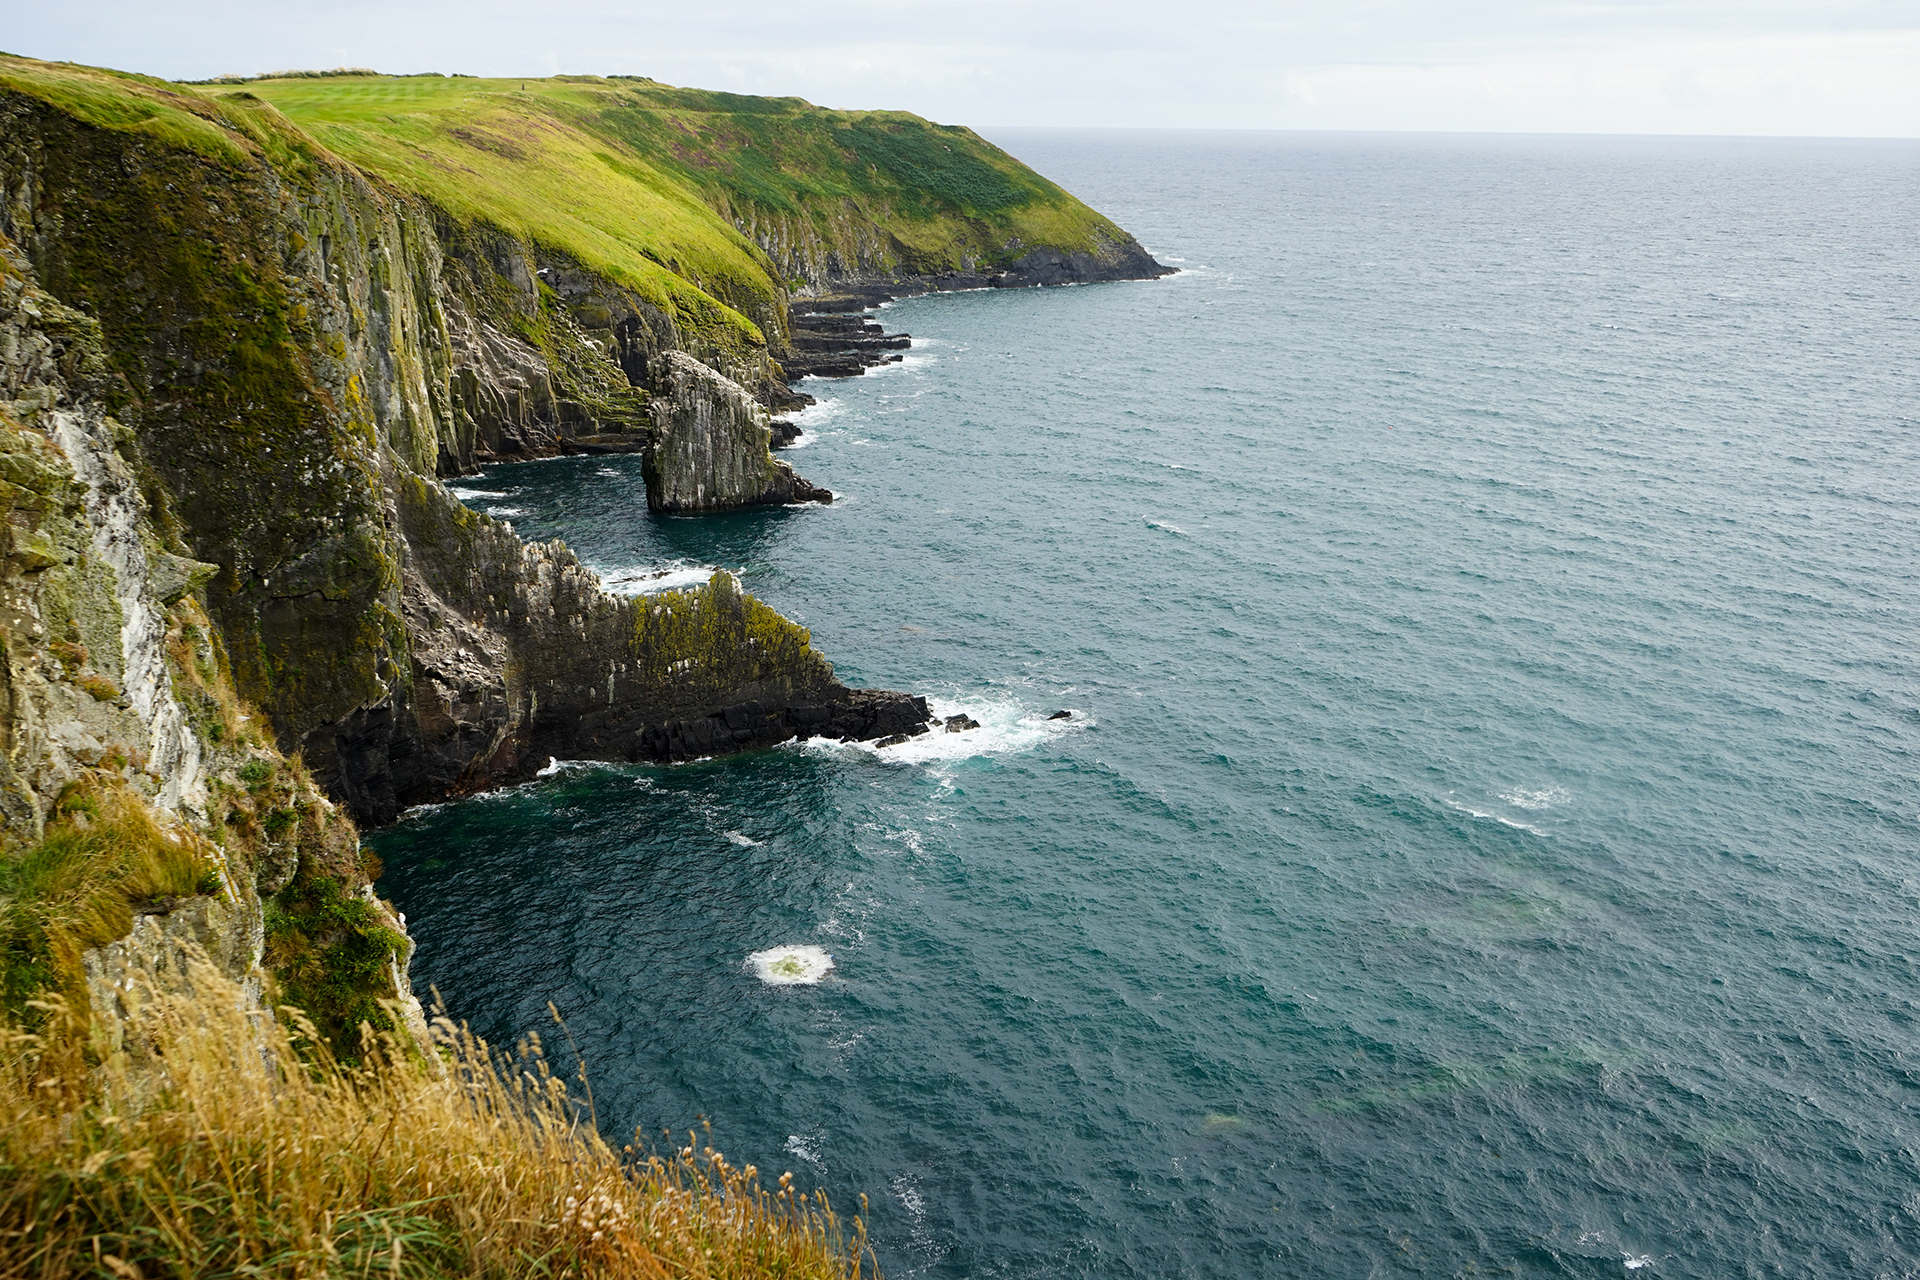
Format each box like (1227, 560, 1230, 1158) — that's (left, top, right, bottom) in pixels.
(0, 950, 873, 1279)
(0, 776, 218, 1026)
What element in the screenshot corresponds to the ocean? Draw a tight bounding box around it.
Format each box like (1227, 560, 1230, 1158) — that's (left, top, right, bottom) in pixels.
(373, 130, 1920, 1277)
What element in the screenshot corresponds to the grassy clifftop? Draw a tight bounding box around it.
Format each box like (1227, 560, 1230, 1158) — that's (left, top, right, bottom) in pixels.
(0, 56, 1145, 352)
(239, 73, 1138, 315)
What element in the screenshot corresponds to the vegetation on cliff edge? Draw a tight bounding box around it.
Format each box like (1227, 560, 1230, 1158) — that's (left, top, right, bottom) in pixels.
(237, 73, 1126, 295)
(0, 952, 871, 1279)
(0, 53, 1138, 360)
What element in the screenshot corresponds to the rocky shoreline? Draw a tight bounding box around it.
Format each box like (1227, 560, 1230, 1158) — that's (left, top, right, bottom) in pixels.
(0, 53, 1175, 1061)
(456, 264, 1176, 770)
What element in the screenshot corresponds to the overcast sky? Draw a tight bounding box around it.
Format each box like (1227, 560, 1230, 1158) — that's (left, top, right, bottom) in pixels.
(5, 0, 1918, 136)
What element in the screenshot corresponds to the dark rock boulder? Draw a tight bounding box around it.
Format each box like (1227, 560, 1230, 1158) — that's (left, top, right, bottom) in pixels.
(639, 689, 932, 763)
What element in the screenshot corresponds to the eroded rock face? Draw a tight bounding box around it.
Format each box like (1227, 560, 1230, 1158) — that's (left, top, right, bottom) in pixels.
(0, 90, 936, 1063)
(646, 352, 830, 511)
(0, 229, 335, 1043)
(0, 93, 900, 838)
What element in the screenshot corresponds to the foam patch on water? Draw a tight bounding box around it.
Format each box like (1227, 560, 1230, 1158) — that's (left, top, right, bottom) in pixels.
(1501, 786, 1570, 811)
(862, 351, 931, 378)
(784, 1132, 825, 1168)
(724, 830, 764, 847)
(1623, 1256, 1654, 1271)
(449, 487, 510, 500)
(598, 562, 719, 595)
(1443, 795, 1547, 836)
(485, 506, 528, 517)
(748, 945, 834, 985)
(793, 397, 845, 428)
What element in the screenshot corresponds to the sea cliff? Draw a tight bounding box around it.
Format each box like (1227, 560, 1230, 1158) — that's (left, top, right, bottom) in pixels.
(0, 54, 1164, 1055)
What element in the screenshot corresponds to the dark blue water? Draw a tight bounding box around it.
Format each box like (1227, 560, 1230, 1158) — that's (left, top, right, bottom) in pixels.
(375, 132, 1920, 1278)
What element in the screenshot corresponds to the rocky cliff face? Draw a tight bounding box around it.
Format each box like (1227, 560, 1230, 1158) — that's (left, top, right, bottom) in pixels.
(646, 353, 829, 511)
(0, 220, 425, 1052)
(0, 87, 878, 810)
(0, 82, 924, 1051)
(739, 202, 1172, 299)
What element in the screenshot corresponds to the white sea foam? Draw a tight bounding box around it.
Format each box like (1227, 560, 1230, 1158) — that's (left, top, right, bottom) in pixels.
(485, 506, 528, 517)
(865, 352, 931, 377)
(784, 1132, 825, 1168)
(598, 562, 719, 595)
(1501, 786, 1570, 811)
(792, 397, 845, 428)
(448, 487, 510, 500)
(1146, 518, 1188, 536)
(1623, 1256, 1654, 1271)
(891, 1174, 927, 1222)
(535, 757, 563, 778)
(748, 944, 834, 985)
(802, 696, 1086, 765)
(1443, 795, 1547, 837)
(724, 830, 764, 847)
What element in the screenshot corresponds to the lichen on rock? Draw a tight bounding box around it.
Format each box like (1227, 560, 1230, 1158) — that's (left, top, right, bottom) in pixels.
(645, 352, 829, 511)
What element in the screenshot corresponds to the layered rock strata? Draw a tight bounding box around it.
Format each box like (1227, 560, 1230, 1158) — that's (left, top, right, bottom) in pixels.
(782, 304, 912, 380)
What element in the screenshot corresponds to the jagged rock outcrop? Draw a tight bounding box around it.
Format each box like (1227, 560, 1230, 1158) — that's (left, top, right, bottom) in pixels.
(782, 302, 911, 380)
(646, 353, 829, 510)
(0, 79, 918, 836)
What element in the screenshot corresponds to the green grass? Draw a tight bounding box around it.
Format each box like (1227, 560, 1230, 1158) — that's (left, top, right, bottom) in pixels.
(1, 55, 1137, 359)
(231, 74, 780, 348)
(231, 73, 1130, 304)
(0, 776, 218, 1024)
(0, 56, 330, 177)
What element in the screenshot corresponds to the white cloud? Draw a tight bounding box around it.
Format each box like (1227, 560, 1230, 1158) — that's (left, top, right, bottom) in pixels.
(4, 0, 1917, 135)
(1259, 30, 1920, 135)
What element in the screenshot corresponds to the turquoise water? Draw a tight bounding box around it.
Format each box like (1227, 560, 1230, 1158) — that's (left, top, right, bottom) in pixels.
(374, 132, 1920, 1277)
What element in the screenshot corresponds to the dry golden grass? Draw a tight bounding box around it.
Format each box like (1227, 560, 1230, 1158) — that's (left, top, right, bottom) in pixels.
(0, 949, 872, 1279)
